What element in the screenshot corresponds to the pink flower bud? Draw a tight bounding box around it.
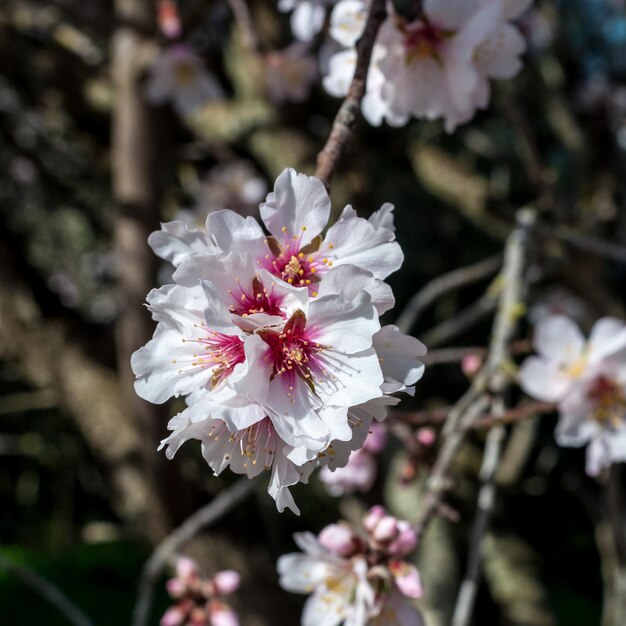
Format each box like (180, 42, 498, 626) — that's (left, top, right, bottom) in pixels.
(160, 606, 185, 626)
(363, 422, 387, 454)
(390, 561, 423, 599)
(318, 524, 360, 557)
(373, 516, 399, 542)
(416, 428, 436, 447)
(210, 601, 239, 626)
(212, 570, 240, 596)
(388, 521, 417, 557)
(461, 354, 482, 377)
(176, 557, 198, 580)
(363, 505, 386, 532)
(165, 578, 186, 598)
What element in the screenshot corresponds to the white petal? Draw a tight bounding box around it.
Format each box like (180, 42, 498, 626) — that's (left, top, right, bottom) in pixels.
(302, 584, 351, 626)
(148, 221, 215, 267)
(277, 554, 338, 592)
(475, 24, 525, 79)
(374, 325, 427, 386)
(322, 216, 404, 279)
(588, 317, 626, 364)
(368, 202, 396, 231)
(291, 2, 326, 42)
(260, 168, 331, 245)
(317, 347, 384, 408)
(323, 49, 357, 98)
(316, 266, 395, 315)
(329, 0, 368, 47)
(132, 328, 212, 403)
(205, 209, 267, 259)
(518, 356, 571, 402)
(532, 315, 585, 363)
(309, 291, 380, 354)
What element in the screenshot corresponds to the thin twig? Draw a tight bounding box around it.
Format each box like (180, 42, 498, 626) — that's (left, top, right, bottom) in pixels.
(394, 401, 556, 429)
(420, 339, 531, 367)
(538, 223, 626, 265)
(396, 254, 502, 334)
(132, 477, 259, 626)
(0, 551, 94, 626)
(421, 295, 497, 348)
(413, 209, 535, 543)
(451, 402, 506, 626)
(315, 0, 386, 188)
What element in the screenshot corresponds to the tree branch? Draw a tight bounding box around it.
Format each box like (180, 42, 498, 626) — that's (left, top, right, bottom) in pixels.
(315, 0, 386, 188)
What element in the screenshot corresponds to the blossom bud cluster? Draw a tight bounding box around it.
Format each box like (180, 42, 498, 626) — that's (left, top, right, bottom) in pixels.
(520, 315, 626, 476)
(161, 558, 240, 626)
(278, 506, 424, 625)
(132, 168, 426, 513)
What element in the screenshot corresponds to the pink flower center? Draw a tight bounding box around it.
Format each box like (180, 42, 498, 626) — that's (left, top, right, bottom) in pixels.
(587, 375, 626, 426)
(260, 228, 335, 295)
(181, 330, 245, 387)
(403, 20, 448, 63)
(259, 310, 325, 391)
(226, 275, 285, 317)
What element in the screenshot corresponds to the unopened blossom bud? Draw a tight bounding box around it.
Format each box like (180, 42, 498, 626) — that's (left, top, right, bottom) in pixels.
(165, 578, 186, 598)
(462, 354, 483, 377)
(388, 521, 417, 557)
(176, 556, 198, 580)
(161, 606, 186, 626)
(363, 505, 386, 532)
(209, 600, 239, 626)
(319, 524, 361, 557)
(363, 422, 387, 454)
(416, 428, 436, 447)
(373, 516, 400, 543)
(389, 561, 423, 599)
(212, 570, 241, 596)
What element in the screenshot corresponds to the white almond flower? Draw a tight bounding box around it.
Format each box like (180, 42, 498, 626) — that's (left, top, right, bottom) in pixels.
(325, 0, 531, 131)
(519, 315, 626, 476)
(149, 168, 404, 293)
(265, 43, 319, 104)
(145, 45, 224, 116)
(278, 532, 377, 626)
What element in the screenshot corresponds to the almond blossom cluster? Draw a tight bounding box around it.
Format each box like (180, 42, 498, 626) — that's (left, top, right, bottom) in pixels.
(278, 506, 424, 626)
(324, 0, 531, 131)
(519, 315, 626, 476)
(161, 558, 240, 626)
(131, 168, 426, 513)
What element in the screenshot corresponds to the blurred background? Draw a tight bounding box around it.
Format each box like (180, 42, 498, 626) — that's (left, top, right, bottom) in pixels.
(1, 0, 626, 624)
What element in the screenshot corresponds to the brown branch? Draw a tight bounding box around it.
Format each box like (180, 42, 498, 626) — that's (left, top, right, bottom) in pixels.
(394, 401, 556, 429)
(314, 0, 386, 188)
(420, 339, 531, 367)
(227, 0, 258, 52)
